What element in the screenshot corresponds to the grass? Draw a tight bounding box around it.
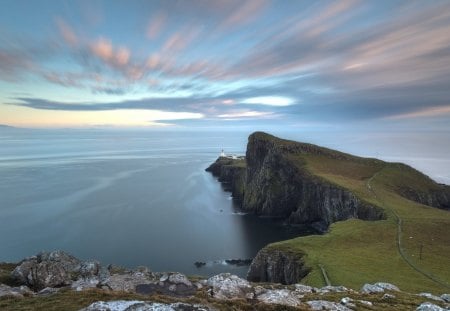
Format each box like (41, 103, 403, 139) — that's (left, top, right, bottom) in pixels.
(265, 144, 450, 294)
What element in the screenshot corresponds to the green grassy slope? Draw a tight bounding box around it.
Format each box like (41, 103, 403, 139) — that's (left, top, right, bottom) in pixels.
(267, 144, 450, 293)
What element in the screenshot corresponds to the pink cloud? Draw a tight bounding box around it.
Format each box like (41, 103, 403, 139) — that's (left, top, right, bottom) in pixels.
(55, 17, 78, 46)
(91, 38, 114, 61)
(220, 0, 268, 29)
(90, 38, 132, 68)
(115, 47, 130, 66)
(147, 13, 167, 39)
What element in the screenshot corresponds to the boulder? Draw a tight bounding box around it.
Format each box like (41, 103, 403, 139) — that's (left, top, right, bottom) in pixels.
(0, 284, 33, 298)
(79, 300, 211, 311)
(419, 293, 444, 302)
(256, 289, 302, 307)
(294, 284, 317, 293)
(206, 273, 252, 299)
(168, 273, 192, 287)
(361, 283, 384, 294)
(103, 271, 154, 292)
(441, 294, 450, 302)
(11, 251, 82, 289)
(340, 297, 356, 308)
(319, 285, 349, 293)
(374, 282, 399, 291)
(307, 300, 352, 311)
(416, 302, 446, 311)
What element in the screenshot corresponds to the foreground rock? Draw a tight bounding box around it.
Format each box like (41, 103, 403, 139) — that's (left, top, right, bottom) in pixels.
(0, 284, 33, 298)
(206, 273, 252, 299)
(3, 251, 450, 311)
(11, 251, 81, 289)
(360, 282, 400, 294)
(80, 300, 211, 311)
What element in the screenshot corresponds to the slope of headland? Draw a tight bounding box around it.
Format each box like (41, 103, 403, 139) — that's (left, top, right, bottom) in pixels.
(206, 132, 450, 293)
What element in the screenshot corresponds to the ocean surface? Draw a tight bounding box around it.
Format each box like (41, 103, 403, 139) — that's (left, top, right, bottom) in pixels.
(0, 128, 449, 277)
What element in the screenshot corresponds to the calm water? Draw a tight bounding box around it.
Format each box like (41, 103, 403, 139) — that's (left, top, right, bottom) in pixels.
(0, 129, 312, 277)
(0, 128, 448, 277)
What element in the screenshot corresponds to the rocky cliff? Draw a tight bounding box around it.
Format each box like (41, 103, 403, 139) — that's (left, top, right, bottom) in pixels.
(207, 132, 450, 285)
(247, 247, 310, 284)
(206, 132, 385, 231)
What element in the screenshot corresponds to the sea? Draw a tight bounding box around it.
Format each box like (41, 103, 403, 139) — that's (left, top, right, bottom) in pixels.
(0, 128, 449, 277)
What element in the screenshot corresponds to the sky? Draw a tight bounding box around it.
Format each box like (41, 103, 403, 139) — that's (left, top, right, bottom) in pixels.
(1, 0, 450, 129)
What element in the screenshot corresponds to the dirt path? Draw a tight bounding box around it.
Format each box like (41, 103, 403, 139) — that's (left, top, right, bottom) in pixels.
(367, 171, 450, 289)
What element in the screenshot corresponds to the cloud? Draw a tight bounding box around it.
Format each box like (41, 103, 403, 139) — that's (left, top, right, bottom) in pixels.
(220, 0, 268, 29)
(0, 50, 34, 81)
(386, 105, 450, 120)
(90, 38, 114, 61)
(241, 96, 294, 106)
(147, 12, 167, 39)
(55, 17, 78, 46)
(217, 110, 274, 119)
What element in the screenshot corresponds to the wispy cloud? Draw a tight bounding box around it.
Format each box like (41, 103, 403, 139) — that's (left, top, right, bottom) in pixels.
(387, 105, 450, 120)
(55, 17, 78, 46)
(147, 12, 167, 39)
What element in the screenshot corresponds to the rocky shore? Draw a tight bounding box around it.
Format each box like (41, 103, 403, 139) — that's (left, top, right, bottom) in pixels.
(1, 250, 449, 310)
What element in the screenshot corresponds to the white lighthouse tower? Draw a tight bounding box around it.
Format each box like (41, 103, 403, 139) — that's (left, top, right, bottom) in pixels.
(220, 149, 226, 157)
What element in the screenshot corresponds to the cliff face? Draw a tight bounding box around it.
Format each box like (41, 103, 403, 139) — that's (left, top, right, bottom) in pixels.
(207, 132, 384, 229)
(205, 157, 246, 202)
(246, 247, 310, 284)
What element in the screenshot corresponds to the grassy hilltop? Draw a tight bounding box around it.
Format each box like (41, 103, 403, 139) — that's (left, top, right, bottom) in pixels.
(245, 132, 450, 293)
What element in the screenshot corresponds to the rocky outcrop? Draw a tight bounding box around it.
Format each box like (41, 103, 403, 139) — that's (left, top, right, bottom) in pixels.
(205, 157, 246, 202)
(207, 132, 385, 230)
(247, 247, 310, 284)
(206, 273, 252, 299)
(11, 250, 86, 289)
(2, 251, 450, 311)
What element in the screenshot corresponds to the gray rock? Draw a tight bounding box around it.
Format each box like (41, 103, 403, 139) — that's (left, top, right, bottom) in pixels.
(307, 300, 352, 311)
(382, 293, 396, 299)
(103, 271, 154, 292)
(416, 302, 446, 311)
(256, 289, 302, 307)
(206, 273, 252, 299)
(294, 283, 316, 293)
(0, 284, 33, 298)
(360, 283, 385, 294)
(419, 293, 445, 302)
(37, 287, 61, 296)
(340, 297, 355, 308)
(79, 261, 101, 278)
(319, 285, 349, 293)
(374, 282, 399, 291)
(441, 294, 450, 302)
(168, 273, 192, 287)
(79, 300, 211, 311)
(71, 277, 100, 291)
(11, 250, 82, 289)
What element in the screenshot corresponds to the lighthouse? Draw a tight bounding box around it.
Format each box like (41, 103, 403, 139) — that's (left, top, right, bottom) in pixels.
(220, 149, 226, 157)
